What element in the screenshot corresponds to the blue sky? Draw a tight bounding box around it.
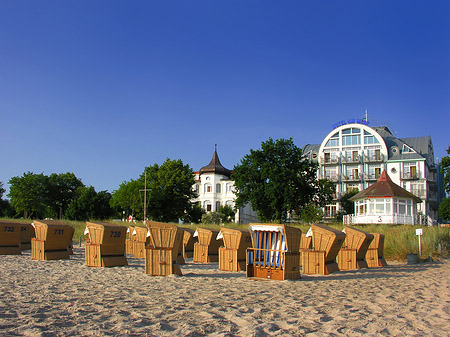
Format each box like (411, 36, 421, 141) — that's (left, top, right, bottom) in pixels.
(1, 1, 449, 195)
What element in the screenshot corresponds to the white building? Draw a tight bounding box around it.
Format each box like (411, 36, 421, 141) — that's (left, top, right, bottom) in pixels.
(192, 147, 258, 224)
(303, 120, 440, 224)
(345, 170, 422, 225)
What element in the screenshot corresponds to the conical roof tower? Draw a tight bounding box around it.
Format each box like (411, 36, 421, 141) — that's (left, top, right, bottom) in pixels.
(200, 145, 232, 177)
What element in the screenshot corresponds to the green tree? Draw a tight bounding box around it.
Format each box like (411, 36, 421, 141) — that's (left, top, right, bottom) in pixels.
(218, 205, 235, 223)
(300, 203, 324, 224)
(233, 138, 332, 223)
(47, 172, 84, 219)
(110, 179, 143, 219)
(438, 197, 450, 221)
(65, 186, 112, 221)
(8, 172, 50, 218)
(340, 189, 359, 215)
(201, 212, 222, 225)
(142, 158, 197, 222)
(441, 146, 450, 194)
(0, 182, 13, 217)
(182, 202, 205, 224)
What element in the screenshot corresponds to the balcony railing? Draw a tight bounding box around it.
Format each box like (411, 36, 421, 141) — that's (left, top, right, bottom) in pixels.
(364, 173, 381, 181)
(364, 154, 384, 162)
(341, 155, 361, 164)
(342, 174, 361, 182)
(321, 175, 339, 182)
(401, 172, 421, 180)
(320, 157, 339, 165)
(409, 189, 426, 198)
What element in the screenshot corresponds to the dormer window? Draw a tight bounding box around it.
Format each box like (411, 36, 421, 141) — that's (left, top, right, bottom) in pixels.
(402, 144, 415, 153)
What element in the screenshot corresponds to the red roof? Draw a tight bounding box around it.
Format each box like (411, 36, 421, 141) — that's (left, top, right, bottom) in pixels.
(349, 170, 422, 203)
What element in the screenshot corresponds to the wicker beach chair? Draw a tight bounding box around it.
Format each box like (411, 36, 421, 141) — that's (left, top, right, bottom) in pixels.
(337, 227, 374, 270)
(0, 221, 23, 255)
(301, 224, 346, 275)
(145, 221, 184, 276)
(193, 227, 223, 263)
(365, 233, 388, 267)
(182, 228, 197, 259)
(299, 232, 312, 268)
(125, 225, 135, 256)
(17, 222, 35, 251)
(85, 222, 128, 267)
(32, 220, 74, 260)
(246, 223, 302, 281)
(132, 226, 150, 259)
(218, 228, 252, 272)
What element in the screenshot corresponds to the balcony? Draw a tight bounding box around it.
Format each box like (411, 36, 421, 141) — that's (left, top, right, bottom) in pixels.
(364, 173, 381, 181)
(364, 154, 384, 163)
(342, 174, 362, 182)
(401, 172, 421, 180)
(342, 155, 361, 164)
(320, 157, 339, 165)
(409, 189, 426, 199)
(321, 175, 339, 182)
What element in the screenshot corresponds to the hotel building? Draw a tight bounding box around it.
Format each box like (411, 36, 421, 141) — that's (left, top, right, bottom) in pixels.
(303, 120, 441, 225)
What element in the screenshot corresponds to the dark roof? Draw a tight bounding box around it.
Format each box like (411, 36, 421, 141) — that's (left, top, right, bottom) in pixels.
(349, 170, 422, 203)
(199, 146, 232, 177)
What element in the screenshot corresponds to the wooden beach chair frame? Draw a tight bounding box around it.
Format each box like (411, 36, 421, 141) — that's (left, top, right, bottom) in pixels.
(193, 227, 222, 263)
(182, 228, 196, 259)
(0, 221, 22, 255)
(218, 228, 252, 272)
(132, 226, 149, 259)
(145, 221, 184, 276)
(337, 227, 373, 270)
(246, 223, 302, 281)
(31, 220, 74, 260)
(85, 222, 128, 267)
(365, 233, 388, 267)
(125, 226, 135, 256)
(301, 224, 345, 275)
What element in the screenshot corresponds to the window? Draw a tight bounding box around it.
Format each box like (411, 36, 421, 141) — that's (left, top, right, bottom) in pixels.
(226, 183, 233, 192)
(325, 132, 340, 147)
(402, 144, 415, 153)
(403, 162, 418, 178)
(216, 183, 221, 193)
(216, 201, 221, 211)
(342, 128, 361, 146)
(205, 184, 212, 193)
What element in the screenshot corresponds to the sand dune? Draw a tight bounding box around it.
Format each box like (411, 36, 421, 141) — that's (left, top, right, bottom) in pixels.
(1, 246, 449, 336)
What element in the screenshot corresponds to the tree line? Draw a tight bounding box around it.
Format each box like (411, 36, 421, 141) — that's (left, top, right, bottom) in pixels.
(1, 138, 379, 223)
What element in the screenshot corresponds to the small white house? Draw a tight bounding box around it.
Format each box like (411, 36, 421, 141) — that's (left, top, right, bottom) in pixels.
(344, 170, 422, 225)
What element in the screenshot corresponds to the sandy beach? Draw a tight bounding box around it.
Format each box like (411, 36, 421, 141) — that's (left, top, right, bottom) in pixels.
(1, 246, 449, 337)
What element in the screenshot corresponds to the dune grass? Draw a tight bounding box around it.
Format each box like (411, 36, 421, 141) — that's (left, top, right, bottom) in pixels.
(2, 217, 449, 261)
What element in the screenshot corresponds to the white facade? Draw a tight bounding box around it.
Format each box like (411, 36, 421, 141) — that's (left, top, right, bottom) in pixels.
(303, 121, 440, 224)
(192, 149, 259, 224)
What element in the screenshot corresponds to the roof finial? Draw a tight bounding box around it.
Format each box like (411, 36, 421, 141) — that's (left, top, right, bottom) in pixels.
(215, 144, 217, 152)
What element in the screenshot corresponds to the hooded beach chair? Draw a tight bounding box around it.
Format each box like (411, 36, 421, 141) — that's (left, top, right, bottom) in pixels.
(365, 233, 388, 267)
(145, 221, 184, 276)
(193, 227, 223, 263)
(31, 220, 74, 260)
(218, 228, 252, 272)
(125, 225, 135, 256)
(246, 223, 302, 281)
(0, 221, 23, 255)
(182, 228, 197, 259)
(132, 226, 150, 259)
(85, 222, 128, 267)
(301, 223, 345, 275)
(299, 232, 312, 268)
(337, 227, 374, 270)
(16, 222, 35, 251)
